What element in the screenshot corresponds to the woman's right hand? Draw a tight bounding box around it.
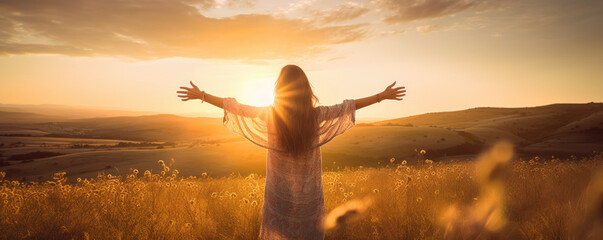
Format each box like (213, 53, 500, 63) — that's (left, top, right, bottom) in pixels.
(177, 81, 204, 101)
(379, 81, 406, 101)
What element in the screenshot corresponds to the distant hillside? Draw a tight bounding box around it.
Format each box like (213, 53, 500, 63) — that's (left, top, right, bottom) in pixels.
(1, 102, 601, 156)
(374, 103, 603, 153)
(1, 103, 602, 180)
(33, 114, 232, 141)
(0, 104, 158, 119)
(0, 111, 68, 124)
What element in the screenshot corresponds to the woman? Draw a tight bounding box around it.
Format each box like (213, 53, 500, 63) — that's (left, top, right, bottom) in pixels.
(177, 65, 405, 239)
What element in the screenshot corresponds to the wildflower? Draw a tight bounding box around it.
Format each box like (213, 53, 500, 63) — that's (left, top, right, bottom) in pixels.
(184, 223, 192, 227)
(425, 159, 433, 164)
(248, 192, 255, 198)
(230, 192, 237, 198)
(390, 158, 396, 163)
(77, 178, 82, 183)
(169, 220, 175, 225)
(133, 169, 139, 175)
(340, 187, 345, 192)
(144, 170, 151, 177)
(211, 192, 218, 198)
(158, 160, 165, 166)
(53, 172, 66, 179)
(245, 173, 257, 180)
(251, 201, 258, 206)
(242, 198, 250, 204)
(189, 199, 195, 205)
(416, 197, 423, 203)
(373, 189, 379, 193)
(420, 150, 426, 155)
(401, 160, 407, 165)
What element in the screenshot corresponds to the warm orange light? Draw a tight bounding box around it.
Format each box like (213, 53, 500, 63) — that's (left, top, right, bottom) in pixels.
(243, 78, 275, 107)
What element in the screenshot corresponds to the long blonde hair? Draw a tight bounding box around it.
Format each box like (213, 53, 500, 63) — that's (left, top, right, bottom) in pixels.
(272, 65, 319, 157)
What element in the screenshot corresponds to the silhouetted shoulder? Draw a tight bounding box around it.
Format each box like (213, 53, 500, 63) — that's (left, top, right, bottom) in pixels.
(315, 99, 356, 147)
(223, 97, 270, 121)
(317, 99, 356, 122)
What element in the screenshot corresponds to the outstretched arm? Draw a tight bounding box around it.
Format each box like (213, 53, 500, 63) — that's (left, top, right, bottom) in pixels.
(177, 81, 224, 109)
(355, 81, 406, 110)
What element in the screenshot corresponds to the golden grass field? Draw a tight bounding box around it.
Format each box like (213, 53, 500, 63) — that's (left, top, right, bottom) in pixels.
(1, 144, 602, 240)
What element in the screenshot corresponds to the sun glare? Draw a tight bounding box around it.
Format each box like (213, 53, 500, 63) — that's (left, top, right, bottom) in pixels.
(243, 78, 275, 107)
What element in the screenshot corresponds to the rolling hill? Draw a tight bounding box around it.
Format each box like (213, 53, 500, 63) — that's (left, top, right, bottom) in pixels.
(0, 113, 233, 141)
(0, 102, 601, 180)
(374, 103, 603, 153)
(0, 103, 158, 119)
(34, 114, 233, 141)
(0, 111, 68, 124)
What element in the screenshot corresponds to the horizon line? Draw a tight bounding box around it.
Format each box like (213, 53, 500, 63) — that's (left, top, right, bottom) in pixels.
(1, 101, 601, 123)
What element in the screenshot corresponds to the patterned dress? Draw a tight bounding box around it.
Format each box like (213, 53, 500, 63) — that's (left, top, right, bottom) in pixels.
(222, 98, 356, 240)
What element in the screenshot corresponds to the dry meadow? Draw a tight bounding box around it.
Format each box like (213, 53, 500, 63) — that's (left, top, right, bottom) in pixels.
(1, 144, 602, 240)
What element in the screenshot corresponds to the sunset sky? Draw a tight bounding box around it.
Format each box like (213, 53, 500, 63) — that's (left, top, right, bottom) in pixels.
(0, 0, 602, 120)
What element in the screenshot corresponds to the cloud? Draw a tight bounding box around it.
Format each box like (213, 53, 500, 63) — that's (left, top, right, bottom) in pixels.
(307, 2, 370, 24)
(379, 29, 407, 37)
(0, 0, 366, 60)
(416, 24, 438, 33)
(375, 0, 479, 23)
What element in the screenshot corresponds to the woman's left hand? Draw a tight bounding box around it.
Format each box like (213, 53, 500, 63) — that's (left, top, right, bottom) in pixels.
(177, 81, 204, 101)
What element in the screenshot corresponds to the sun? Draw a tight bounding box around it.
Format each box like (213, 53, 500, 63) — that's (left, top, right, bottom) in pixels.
(243, 78, 275, 107)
